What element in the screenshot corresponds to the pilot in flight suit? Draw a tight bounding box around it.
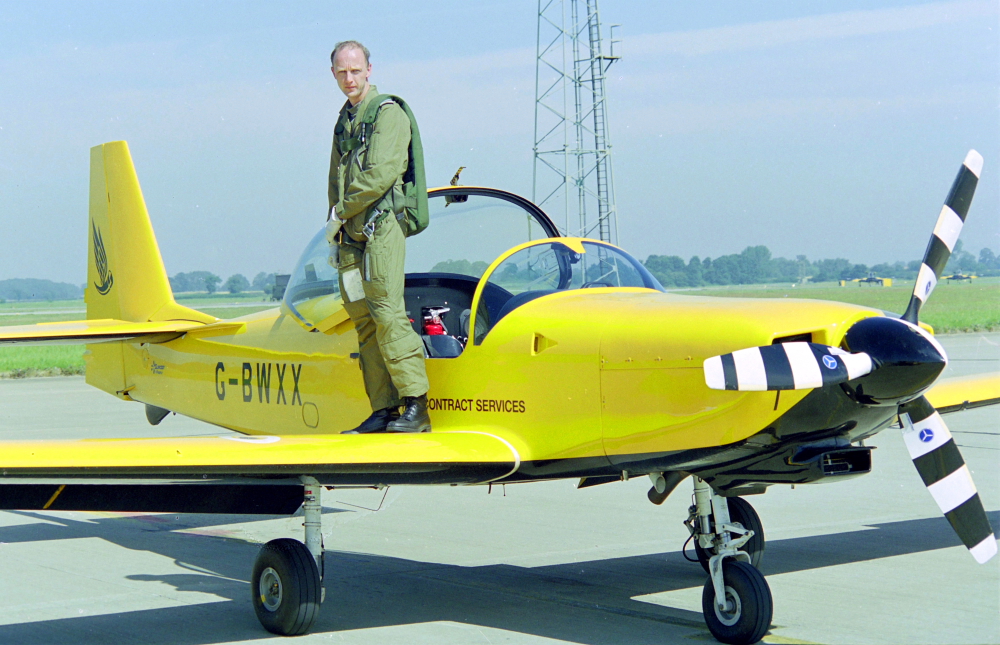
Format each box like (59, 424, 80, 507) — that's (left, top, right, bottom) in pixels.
(326, 41, 430, 434)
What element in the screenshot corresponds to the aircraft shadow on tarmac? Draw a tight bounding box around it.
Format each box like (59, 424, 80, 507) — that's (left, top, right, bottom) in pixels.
(0, 507, 996, 644)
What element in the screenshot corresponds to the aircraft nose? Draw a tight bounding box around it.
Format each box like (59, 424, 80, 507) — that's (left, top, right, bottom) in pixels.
(842, 316, 947, 405)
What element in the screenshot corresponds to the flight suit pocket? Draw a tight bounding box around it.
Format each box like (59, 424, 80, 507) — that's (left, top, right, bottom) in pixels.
(361, 217, 399, 300)
(362, 248, 389, 299)
(381, 332, 423, 363)
(337, 244, 366, 303)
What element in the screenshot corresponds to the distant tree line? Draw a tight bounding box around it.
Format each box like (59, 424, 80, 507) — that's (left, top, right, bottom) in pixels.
(168, 272, 278, 295)
(643, 242, 1000, 288)
(430, 259, 490, 277)
(0, 278, 82, 302)
(5, 241, 997, 303)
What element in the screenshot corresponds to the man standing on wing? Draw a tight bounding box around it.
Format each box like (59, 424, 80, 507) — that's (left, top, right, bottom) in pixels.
(326, 40, 430, 434)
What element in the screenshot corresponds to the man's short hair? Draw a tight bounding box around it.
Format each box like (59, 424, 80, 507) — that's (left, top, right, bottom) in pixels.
(331, 41, 371, 66)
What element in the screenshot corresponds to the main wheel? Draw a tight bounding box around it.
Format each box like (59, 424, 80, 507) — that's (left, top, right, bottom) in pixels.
(695, 497, 765, 573)
(701, 560, 773, 644)
(251, 538, 322, 636)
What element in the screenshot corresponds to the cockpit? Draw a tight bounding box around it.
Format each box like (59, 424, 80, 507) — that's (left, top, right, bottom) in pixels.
(283, 188, 662, 356)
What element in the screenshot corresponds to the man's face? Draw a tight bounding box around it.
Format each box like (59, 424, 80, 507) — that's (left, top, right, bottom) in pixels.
(332, 47, 371, 105)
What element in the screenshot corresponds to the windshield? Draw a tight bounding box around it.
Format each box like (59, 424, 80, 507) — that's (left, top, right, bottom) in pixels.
(283, 228, 340, 326)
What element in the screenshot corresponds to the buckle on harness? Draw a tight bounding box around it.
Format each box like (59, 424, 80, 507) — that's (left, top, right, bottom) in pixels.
(362, 210, 383, 240)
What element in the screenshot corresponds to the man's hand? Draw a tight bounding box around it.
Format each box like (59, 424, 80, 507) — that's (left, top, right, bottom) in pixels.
(326, 206, 344, 267)
(325, 215, 343, 246)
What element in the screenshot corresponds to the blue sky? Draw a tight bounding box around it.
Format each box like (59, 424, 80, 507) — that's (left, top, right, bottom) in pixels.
(0, 0, 996, 283)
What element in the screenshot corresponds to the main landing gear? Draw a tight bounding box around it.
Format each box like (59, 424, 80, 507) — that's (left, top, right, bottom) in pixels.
(685, 477, 772, 645)
(251, 477, 324, 635)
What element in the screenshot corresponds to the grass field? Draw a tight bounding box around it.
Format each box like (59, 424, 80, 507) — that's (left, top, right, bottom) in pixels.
(688, 277, 1000, 333)
(0, 280, 995, 377)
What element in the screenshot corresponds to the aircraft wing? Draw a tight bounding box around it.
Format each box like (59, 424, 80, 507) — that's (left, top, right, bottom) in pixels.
(0, 319, 241, 346)
(0, 431, 520, 514)
(926, 373, 1000, 414)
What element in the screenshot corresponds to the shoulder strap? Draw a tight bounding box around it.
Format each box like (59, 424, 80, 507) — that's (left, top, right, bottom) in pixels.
(339, 94, 394, 154)
(361, 94, 394, 125)
(379, 95, 429, 236)
(381, 95, 425, 197)
(333, 100, 354, 154)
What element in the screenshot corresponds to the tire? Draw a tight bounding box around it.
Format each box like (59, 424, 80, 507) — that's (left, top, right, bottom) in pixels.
(701, 560, 773, 645)
(251, 538, 322, 636)
(695, 497, 765, 573)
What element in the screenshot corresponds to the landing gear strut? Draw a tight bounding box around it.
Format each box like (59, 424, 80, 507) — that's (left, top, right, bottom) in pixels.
(692, 496, 765, 573)
(687, 477, 772, 644)
(251, 476, 324, 635)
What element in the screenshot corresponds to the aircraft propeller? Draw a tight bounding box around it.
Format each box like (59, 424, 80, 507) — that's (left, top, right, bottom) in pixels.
(703, 150, 996, 564)
(901, 151, 982, 324)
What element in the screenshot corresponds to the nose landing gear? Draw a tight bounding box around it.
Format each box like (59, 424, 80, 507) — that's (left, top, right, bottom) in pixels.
(687, 477, 773, 644)
(691, 495, 765, 573)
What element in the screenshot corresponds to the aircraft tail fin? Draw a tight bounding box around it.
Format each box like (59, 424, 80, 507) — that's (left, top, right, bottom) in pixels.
(86, 141, 213, 324)
(85, 141, 214, 396)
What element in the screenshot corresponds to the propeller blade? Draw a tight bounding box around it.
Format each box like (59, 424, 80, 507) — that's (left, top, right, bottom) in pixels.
(902, 150, 983, 323)
(900, 396, 997, 564)
(704, 342, 872, 391)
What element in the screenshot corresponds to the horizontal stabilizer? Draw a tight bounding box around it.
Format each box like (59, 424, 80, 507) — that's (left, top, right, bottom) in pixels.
(0, 431, 519, 488)
(704, 342, 873, 391)
(926, 372, 1000, 414)
(0, 318, 241, 346)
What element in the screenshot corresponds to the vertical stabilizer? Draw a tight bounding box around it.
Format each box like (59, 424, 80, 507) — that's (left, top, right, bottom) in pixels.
(85, 141, 214, 397)
(87, 141, 213, 323)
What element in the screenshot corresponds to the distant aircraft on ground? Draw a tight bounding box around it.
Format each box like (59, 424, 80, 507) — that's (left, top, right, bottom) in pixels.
(841, 271, 892, 287)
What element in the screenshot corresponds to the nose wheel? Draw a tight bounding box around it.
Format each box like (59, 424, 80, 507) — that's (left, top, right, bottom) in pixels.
(251, 477, 325, 636)
(702, 559, 773, 644)
(687, 477, 773, 644)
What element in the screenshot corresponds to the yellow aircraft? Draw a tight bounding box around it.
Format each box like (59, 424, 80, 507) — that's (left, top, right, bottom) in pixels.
(943, 272, 978, 282)
(842, 271, 892, 287)
(0, 142, 997, 645)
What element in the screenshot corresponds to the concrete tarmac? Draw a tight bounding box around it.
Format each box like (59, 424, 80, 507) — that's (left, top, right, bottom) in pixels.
(0, 333, 996, 644)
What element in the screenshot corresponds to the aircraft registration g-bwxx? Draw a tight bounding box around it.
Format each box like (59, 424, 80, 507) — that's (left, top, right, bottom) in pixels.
(0, 142, 997, 644)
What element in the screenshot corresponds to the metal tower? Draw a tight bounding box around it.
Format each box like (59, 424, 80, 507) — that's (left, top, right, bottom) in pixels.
(532, 0, 620, 243)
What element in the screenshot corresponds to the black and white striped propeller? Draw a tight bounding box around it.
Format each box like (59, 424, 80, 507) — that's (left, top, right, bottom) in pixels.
(902, 150, 982, 324)
(703, 342, 873, 391)
(900, 396, 996, 563)
(702, 150, 995, 564)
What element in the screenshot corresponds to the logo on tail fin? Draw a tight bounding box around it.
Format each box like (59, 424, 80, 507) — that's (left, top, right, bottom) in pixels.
(92, 220, 114, 295)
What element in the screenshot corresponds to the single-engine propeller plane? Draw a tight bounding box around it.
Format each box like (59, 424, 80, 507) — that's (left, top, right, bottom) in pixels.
(943, 272, 979, 282)
(842, 271, 892, 287)
(0, 142, 997, 644)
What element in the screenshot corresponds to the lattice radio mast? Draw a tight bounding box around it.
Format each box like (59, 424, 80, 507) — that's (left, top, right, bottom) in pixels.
(532, 0, 620, 243)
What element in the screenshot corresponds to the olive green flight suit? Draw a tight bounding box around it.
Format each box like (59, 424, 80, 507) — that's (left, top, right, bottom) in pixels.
(329, 86, 428, 411)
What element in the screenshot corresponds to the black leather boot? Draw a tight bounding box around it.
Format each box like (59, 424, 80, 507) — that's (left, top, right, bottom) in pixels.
(386, 395, 431, 433)
(341, 407, 400, 434)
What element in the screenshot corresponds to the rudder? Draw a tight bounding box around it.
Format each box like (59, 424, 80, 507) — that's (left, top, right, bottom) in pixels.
(85, 141, 214, 397)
